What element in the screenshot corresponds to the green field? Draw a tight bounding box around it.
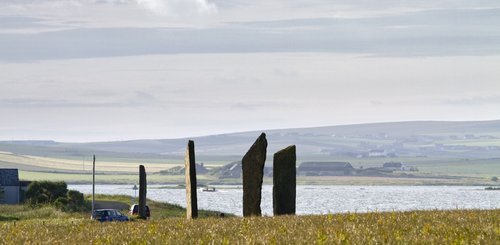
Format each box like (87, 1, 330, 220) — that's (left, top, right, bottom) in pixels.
(18, 170, 218, 185)
(17, 170, 497, 186)
(0, 209, 498, 244)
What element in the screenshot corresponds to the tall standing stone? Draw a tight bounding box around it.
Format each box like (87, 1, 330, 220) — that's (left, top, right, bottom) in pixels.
(185, 140, 198, 219)
(138, 165, 147, 219)
(273, 145, 296, 216)
(242, 133, 267, 217)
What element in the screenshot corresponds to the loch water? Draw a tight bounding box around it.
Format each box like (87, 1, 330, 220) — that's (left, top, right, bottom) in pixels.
(69, 185, 500, 216)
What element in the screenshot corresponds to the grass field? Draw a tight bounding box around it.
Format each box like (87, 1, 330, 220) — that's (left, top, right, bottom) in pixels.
(0, 151, 183, 173)
(19, 170, 497, 186)
(0, 209, 498, 244)
(294, 175, 495, 186)
(18, 170, 218, 184)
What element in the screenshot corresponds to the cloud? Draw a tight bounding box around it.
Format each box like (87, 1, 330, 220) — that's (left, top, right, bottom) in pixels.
(3, 5, 500, 62)
(0, 98, 125, 108)
(1, 0, 217, 17)
(442, 95, 500, 106)
(135, 0, 217, 16)
(230, 101, 292, 111)
(0, 16, 51, 31)
(0, 92, 159, 108)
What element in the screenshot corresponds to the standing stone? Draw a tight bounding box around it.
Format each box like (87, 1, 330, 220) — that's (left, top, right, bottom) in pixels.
(185, 140, 198, 219)
(242, 133, 267, 217)
(138, 165, 147, 219)
(273, 145, 296, 216)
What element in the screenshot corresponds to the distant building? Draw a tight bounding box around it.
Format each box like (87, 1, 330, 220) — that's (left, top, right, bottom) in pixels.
(0, 169, 20, 204)
(211, 161, 272, 178)
(383, 162, 403, 169)
(160, 163, 209, 175)
(298, 162, 354, 176)
(382, 162, 418, 172)
(368, 149, 387, 157)
(217, 161, 242, 178)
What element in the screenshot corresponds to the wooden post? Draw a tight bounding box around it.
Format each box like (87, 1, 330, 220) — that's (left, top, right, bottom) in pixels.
(91, 155, 95, 219)
(273, 145, 296, 216)
(185, 140, 198, 219)
(242, 133, 267, 217)
(139, 165, 147, 219)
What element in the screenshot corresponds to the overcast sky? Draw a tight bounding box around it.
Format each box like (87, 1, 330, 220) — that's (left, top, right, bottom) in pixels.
(1, 0, 499, 142)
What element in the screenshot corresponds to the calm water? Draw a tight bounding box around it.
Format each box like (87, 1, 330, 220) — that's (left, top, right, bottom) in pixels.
(69, 185, 500, 216)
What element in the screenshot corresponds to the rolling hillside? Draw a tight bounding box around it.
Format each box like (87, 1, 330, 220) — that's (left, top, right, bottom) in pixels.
(1, 120, 499, 182)
(2, 120, 499, 158)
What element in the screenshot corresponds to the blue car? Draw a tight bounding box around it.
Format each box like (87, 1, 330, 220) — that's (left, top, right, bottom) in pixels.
(92, 209, 130, 222)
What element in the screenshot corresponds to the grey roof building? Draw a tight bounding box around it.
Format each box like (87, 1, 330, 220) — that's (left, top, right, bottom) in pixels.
(0, 169, 20, 186)
(0, 169, 21, 204)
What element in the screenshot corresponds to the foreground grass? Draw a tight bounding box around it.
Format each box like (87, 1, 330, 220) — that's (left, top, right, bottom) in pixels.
(1, 209, 498, 244)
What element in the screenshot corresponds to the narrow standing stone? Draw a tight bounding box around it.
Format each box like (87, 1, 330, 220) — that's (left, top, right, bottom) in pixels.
(242, 133, 267, 217)
(139, 165, 147, 219)
(185, 140, 198, 219)
(273, 145, 296, 216)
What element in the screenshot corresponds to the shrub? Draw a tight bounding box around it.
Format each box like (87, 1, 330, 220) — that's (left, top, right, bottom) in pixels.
(24, 181, 89, 212)
(25, 181, 68, 205)
(54, 197, 69, 211)
(491, 176, 499, 182)
(65, 190, 89, 212)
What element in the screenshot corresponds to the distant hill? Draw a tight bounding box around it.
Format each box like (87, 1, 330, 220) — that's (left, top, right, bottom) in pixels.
(1, 120, 500, 161)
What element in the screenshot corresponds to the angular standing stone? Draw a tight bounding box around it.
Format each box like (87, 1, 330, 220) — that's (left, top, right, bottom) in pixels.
(242, 133, 267, 217)
(138, 165, 147, 219)
(273, 145, 296, 216)
(185, 140, 198, 219)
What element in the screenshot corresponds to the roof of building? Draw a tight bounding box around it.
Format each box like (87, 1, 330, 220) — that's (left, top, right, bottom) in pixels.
(0, 169, 19, 186)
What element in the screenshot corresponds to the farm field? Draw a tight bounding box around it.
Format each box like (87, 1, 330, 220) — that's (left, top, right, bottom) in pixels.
(0, 151, 183, 173)
(7, 153, 497, 185)
(17, 170, 495, 186)
(0, 209, 498, 244)
(18, 170, 218, 185)
(294, 175, 493, 186)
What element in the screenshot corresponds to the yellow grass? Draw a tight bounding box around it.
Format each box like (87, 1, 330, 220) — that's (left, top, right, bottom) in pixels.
(0, 209, 498, 244)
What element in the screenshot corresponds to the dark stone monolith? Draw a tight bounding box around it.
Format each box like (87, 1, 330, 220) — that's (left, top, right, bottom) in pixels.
(185, 140, 198, 219)
(138, 165, 147, 219)
(273, 145, 296, 216)
(242, 133, 267, 217)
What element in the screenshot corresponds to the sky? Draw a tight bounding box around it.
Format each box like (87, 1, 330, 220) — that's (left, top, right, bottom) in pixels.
(0, 0, 499, 142)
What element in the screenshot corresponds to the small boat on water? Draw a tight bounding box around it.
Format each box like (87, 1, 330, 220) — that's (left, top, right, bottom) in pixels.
(202, 187, 216, 192)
